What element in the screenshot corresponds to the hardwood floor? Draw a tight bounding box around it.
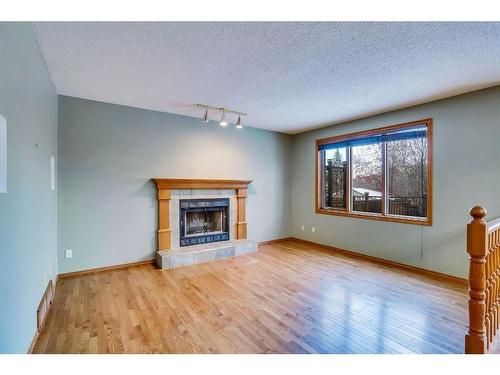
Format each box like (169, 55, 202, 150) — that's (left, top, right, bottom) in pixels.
(33, 239, 468, 354)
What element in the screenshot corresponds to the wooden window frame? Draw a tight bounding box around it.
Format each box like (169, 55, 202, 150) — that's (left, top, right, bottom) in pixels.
(315, 118, 433, 226)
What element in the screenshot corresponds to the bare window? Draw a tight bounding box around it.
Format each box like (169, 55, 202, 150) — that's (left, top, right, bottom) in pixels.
(322, 147, 348, 209)
(351, 144, 383, 214)
(387, 137, 428, 218)
(316, 119, 432, 225)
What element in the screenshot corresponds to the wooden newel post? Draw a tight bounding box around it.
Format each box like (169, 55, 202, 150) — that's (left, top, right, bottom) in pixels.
(465, 205, 488, 354)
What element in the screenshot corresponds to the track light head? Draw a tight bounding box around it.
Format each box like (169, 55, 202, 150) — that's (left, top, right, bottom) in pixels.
(236, 116, 243, 129)
(202, 108, 209, 123)
(197, 104, 245, 129)
(220, 110, 228, 127)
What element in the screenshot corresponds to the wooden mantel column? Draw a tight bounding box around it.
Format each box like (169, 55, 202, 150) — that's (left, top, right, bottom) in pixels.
(157, 188, 171, 251)
(236, 188, 247, 240)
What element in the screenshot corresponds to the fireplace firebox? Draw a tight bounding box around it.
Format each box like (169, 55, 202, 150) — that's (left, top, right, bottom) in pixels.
(179, 198, 230, 247)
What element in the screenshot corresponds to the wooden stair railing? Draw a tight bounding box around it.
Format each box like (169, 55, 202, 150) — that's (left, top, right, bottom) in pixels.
(465, 206, 500, 354)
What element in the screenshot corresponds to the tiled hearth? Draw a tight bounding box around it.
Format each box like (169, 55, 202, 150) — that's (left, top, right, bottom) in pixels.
(152, 179, 257, 269)
(156, 239, 257, 269)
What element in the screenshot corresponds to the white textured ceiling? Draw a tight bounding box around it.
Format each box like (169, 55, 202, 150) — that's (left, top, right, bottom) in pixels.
(32, 22, 500, 133)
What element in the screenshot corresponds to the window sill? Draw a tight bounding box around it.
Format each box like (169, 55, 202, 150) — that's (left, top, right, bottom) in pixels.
(315, 207, 432, 226)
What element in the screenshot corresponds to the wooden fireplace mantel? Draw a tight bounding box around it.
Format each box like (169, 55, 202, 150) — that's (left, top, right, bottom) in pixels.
(152, 178, 253, 190)
(152, 179, 253, 251)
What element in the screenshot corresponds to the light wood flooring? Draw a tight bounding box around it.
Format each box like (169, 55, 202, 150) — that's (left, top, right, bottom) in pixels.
(33, 239, 468, 354)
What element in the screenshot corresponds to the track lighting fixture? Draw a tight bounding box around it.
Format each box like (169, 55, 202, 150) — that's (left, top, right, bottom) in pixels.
(196, 104, 247, 129)
(220, 110, 228, 127)
(202, 108, 209, 123)
(236, 116, 243, 129)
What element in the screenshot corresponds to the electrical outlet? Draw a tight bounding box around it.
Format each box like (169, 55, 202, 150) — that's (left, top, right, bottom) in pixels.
(65, 249, 72, 259)
(301, 225, 305, 231)
(311, 227, 316, 233)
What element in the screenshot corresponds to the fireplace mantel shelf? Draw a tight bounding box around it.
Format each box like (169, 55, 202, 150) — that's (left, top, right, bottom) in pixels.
(152, 178, 253, 190)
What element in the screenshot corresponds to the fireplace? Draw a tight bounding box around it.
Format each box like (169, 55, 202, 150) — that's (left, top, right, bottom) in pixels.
(179, 198, 230, 247)
(152, 179, 256, 269)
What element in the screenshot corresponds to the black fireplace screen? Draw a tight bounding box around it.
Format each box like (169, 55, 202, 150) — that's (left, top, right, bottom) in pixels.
(179, 198, 229, 247)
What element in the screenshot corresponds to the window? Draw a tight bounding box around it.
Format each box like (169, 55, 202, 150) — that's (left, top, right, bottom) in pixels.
(352, 143, 383, 214)
(316, 119, 432, 225)
(321, 147, 347, 209)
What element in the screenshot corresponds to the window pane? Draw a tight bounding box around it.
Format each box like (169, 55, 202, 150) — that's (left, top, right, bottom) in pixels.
(387, 137, 428, 218)
(322, 148, 347, 209)
(351, 144, 383, 214)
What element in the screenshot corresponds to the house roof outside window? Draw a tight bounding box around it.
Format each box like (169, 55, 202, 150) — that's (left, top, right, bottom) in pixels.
(352, 188, 382, 197)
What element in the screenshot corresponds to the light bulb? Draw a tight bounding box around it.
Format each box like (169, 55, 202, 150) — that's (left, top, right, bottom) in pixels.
(220, 110, 228, 127)
(236, 116, 243, 129)
(202, 109, 209, 123)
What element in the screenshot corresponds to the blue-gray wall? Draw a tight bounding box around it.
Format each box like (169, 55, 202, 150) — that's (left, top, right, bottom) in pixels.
(54, 87, 500, 278)
(0, 23, 58, 353)
(57, 96, 292, 274)
(291, 86, 500, 278)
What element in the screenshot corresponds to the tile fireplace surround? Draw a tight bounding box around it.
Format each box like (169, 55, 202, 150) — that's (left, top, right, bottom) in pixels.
(152, 179, 257, 269)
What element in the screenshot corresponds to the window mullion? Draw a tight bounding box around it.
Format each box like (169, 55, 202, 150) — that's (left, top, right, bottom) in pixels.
(347, 147, 352, 212)
(382, 142, 388, 216)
